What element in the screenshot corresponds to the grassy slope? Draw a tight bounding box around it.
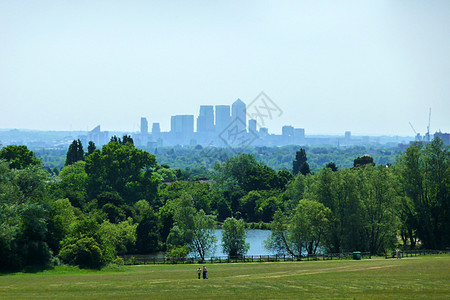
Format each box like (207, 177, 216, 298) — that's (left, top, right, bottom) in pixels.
(1, 256, 449, 299)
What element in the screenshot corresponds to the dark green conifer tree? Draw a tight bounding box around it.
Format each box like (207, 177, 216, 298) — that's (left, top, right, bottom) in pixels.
(65, 139, 84, 166)
(292, 148, 311, 175)
(87, 141, 96, 156)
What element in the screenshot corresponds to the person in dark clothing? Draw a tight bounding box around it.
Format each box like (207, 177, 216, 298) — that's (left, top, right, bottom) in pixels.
(202, 266, 207, 279)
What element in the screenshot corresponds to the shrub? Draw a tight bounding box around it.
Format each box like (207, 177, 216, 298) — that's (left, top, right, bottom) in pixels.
(166, 246, 189, 260)
(59, 237, 104, 269)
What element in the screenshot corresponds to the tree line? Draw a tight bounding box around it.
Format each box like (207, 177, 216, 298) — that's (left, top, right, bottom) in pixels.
(0, 136, 448, 271)
(34, 143, 402, 178)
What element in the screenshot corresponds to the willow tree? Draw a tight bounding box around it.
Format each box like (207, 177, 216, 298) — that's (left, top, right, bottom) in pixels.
(221, 217, 249, 257)
(172, 194, 217, 261)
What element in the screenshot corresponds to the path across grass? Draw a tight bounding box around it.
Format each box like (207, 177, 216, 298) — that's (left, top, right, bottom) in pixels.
(1, 255, 449, 299)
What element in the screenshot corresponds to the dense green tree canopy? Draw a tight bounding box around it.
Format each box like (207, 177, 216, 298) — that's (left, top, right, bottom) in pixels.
(0, 161, 51, 271)
(353, 155, 375, 168)
(397, 138, 449, 249)
(213, 153, 293, 193)
(0, 145, 41, 169)
(85, 141, 159, 204)
(1, 137, 449, 272)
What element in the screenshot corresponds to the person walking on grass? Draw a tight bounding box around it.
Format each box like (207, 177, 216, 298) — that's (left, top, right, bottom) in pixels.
(197, 267, 202, 279)
(202, 266, 208, 279)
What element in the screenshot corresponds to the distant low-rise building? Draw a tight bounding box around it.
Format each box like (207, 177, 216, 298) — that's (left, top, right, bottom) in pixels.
(434, 131, 450, 145)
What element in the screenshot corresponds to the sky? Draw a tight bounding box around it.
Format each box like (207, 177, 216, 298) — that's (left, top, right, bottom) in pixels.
(1, 0, 449, 136)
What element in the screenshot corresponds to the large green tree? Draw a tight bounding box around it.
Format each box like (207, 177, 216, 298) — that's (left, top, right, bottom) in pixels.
(265, 209, 301, 256)
(172, 194, 217, 261)
(398, 138, 449, 249)
(212, 154, 260, 193)
(99, 218, 137, 256)
(221, 217, 249, 257)
(85, 141, 159, 204)
(58, 161, 88, 208)
(0, 145, 41, 169)
(135, 207, 160, 253)
(46, 198, 78, 254)
(213, 154, 287, 193)
(0, 161, 52, 271)
(292, 199, 331, 255)
(265, 200, 330, 256)
(353, 155, 375, 168)
(358, 166, 399, 254)
(304, 167, 365, 253)
(283, 173, 306, 211)
(59, 218, 105, 269)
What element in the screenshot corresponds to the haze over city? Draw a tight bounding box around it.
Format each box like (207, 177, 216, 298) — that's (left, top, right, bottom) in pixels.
(1, 1, 449, 135)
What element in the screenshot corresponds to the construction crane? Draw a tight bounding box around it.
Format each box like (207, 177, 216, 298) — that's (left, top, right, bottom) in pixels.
(409, 122, 417, 135)
(409, 122, 421, 141)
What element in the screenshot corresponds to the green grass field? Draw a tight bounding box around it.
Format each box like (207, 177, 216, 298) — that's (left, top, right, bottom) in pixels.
(1, 255, 449, 299)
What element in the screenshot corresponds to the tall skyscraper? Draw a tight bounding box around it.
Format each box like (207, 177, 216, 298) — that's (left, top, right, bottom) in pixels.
(294, 128, 305, 140)
(140, 117, 148, 135)
(215, 105, 231, 133)
(232, 98, 246, 133)
(282, 125, 294, 137)
(197, 105, 214, 133)
(249, 119, 257, 134)
(152, 123, 161, 136)
(345, 131, 351, 142)
(259, 127, 269, 137)
(282, 125, 295, 145)
(171, 115, 194, 135)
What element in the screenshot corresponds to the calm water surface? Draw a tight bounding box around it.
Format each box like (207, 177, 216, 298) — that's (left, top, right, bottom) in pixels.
(212, 229, 274, 257)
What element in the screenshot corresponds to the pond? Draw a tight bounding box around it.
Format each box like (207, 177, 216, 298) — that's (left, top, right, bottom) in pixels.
(210, 229, 274, 257)
(145, 230, 274, 260)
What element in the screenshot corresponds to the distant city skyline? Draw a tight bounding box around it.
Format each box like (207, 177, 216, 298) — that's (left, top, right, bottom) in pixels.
(1, 1, 449, 135)
(1, 93, 447, 137)
(129, 99, 446, 148)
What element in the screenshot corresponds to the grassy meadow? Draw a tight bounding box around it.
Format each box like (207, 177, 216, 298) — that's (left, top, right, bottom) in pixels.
(1, 255, 449, 299)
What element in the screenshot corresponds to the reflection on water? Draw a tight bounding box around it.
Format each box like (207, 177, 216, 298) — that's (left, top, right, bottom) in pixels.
(212, 229, 274, 257)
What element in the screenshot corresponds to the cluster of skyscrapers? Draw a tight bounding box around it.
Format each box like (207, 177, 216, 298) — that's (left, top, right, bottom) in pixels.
(3, 98, 447, 149)
(134, 99, 306, 147)
(77, 99, 449, 149)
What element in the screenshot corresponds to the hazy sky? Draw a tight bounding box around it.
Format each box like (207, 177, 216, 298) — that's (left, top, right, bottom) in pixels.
(1, 0, 449, 135)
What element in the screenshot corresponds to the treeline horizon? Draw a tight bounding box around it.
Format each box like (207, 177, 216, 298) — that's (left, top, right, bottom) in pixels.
(0, 136, 448, 271)
(35, 143, 403, 179)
